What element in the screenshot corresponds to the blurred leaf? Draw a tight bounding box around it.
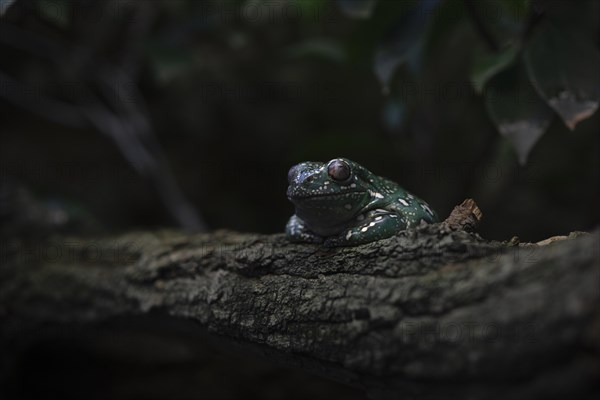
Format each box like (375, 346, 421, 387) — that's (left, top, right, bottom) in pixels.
(542, 0, 600, 37)
(382, 98, 406, 132)
(147, 45, 195, 84)
(499, 0, 529, 17)
(470, 45, 518, 93)
(345, 0, 415, 64)
(337, 0, 377, 19)
(524, 22, 600, 130)
(486, 64, 554, 164)
(472, 0, 528, 44)
(374, 0, 441, 93)
(0, 0, 17, 15)
(36, 0, 70, 28)
(423, 0, 467, 53)
(286, 39, 346, 63)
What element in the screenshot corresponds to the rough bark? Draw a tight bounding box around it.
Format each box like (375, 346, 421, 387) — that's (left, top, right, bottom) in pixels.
(1, 206, 599, 399)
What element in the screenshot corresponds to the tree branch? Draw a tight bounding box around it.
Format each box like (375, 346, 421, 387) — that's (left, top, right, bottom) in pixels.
(1, 207, 598, 399)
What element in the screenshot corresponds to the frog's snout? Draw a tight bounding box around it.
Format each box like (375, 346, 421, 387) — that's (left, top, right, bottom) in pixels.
(287, 164, 316, 186)
(287, 164, 302, 184)
(287, 176, 313, 200)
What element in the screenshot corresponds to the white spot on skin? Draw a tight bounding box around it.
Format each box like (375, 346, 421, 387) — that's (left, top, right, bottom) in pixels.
(423, 204, 434, 216)
(346, 231, 352, 240)
(361, 227, 368, 232)
(375, 216, 382, 221)
(344, 204, 352, 210)
(398, 198, 409, 206)
(369, 190, 384, 199)
(350, 183, 356, 188)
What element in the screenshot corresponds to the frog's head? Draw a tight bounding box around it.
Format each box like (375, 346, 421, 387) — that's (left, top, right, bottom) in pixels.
(286, 158, 375, 231)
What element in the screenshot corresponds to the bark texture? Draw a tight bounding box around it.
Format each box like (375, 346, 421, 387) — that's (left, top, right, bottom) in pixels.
(1, 212, 599, 399)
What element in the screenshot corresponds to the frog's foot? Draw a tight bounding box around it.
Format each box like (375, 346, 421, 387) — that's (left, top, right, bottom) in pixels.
(324, 211, 406, 247)
(286, 215, 324, 244)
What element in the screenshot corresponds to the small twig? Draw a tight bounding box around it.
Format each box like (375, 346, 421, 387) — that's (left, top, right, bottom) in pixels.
(442, 198, 483, 232)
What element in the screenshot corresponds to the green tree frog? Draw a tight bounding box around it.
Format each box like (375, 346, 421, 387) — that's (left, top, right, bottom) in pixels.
(286, 158, 438, 247)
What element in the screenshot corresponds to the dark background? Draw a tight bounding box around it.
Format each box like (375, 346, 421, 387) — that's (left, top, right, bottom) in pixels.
(1, 0, 598, 399)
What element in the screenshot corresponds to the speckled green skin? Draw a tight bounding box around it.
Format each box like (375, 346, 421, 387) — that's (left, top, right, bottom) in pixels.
(286, 158, 438, 247)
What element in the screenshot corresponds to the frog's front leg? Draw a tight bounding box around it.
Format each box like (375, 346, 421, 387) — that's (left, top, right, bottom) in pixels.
(286, 215, 324, 244)
(324, 211, 406, 247)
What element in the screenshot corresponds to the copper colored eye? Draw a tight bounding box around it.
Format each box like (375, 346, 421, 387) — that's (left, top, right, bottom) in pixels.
(327, 159, 351, 181)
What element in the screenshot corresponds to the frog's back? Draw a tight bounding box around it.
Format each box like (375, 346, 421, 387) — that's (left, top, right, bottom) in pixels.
(374, 176, 438, 227)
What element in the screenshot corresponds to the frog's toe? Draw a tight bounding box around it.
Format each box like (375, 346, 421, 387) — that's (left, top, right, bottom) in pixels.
(286, 215, 324, 244)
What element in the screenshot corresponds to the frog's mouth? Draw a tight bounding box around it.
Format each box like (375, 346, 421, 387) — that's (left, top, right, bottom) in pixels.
(287, 189, 366, 201)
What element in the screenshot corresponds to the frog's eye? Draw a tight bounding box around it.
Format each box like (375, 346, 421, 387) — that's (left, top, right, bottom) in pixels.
(327, 159, 351, 181)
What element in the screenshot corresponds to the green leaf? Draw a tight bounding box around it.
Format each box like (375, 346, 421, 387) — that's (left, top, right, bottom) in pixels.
(337, 0, 377, 19)
(0, 0, 17, 15)
(485, 64, 554, 165)
(524, 22, 600, 130)
(470, 45, 519, 93)
(373, 0, 441, 93)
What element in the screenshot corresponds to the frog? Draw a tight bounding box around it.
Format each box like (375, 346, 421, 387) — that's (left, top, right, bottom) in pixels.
(285, 158, 438, 247)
